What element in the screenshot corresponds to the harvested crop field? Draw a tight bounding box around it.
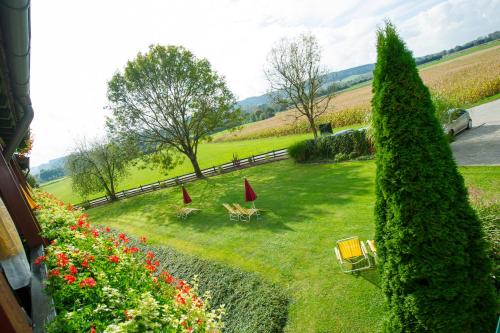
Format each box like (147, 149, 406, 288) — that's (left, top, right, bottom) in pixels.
(219, 42, 500, 141)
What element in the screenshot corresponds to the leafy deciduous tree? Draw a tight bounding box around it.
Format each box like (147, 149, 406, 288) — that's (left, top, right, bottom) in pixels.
(372, 22, 496, 332)
(106, 45, 240, 178)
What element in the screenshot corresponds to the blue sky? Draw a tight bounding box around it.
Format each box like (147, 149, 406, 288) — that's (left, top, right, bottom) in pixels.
(29, 0, 500, 166)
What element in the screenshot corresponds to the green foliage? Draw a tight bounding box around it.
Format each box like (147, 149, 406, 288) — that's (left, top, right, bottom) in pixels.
(127, 241, 290, 333)
(26, 174, 38, 188)
(372, 22, 496, 332)
(470, 194, 500, 290)
(287, 140, 312, 162)
(39, 167, 65, 183)
(431, 94, 460, 125)
(288, 129, 372, 162)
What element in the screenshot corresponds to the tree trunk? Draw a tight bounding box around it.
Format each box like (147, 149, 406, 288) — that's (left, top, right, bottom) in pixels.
(308, 117, 318, 139)
(187, 153, 203, 178)
(104, 181, 118, 202)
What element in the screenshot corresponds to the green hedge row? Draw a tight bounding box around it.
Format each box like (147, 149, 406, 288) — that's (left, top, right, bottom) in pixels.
(124, 236, 290, 333)
(288, 128, 373, 162)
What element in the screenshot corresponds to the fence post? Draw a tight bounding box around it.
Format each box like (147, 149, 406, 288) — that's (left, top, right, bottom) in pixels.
(140, 185, 143, 192)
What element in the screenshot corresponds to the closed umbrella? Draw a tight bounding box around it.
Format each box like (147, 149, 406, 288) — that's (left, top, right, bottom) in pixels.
(244, 178, 257, 204)
(182, 186, 192, 204)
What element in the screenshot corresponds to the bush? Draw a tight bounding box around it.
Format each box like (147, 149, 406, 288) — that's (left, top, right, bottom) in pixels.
(123, 239, 290, 333)
(372, 22, 496, 332)
(287, 140, 310, 162)
(288, 128, 372, 163)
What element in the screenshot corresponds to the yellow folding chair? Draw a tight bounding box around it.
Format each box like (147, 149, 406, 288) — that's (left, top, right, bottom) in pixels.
(366, 240, 377, 257)
(334, 236, 372, 273)
(222, 203, 240, 221)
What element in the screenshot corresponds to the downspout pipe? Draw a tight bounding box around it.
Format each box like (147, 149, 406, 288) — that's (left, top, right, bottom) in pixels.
(0, 0, 33, 159)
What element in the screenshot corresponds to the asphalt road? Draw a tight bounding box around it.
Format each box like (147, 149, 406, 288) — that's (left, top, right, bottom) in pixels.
(451, 99, 500, 165)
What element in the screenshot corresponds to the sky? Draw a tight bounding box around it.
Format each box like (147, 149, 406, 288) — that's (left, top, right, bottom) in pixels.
(29, 0, 500, 167)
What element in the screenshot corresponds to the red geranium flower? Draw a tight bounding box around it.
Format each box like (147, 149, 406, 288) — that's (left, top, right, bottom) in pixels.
(70, 225, 77, 231)
(105, 226, 111, 233)
(64, 274, 76, 284)
(160, 271, 175, 284)
(108, 255, 120, 264)
(139, 236, 147, 243)
(81, 259, 89, 268)
(146, 251, 155, 259)
(118, 233, 129, 243)
(124, 310, 132, 321)
(92, 229, 99, 238)
(69, 265, 78, 275)
(80, 277, 96, 288)
(130, 247, 139, 253)
(34, 255, 46, 265)
(56, 253, 69, 267)
(48, 268, 60, 277)
(176, 293, 186, 305)
(90, 326, 96, 333)
(145, 264, 157, 273)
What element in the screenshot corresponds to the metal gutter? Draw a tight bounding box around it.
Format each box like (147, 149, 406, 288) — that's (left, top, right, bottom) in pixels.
(0, 0, 33, 158)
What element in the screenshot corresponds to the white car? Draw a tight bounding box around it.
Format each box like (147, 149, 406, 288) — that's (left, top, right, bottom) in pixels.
(443, 109, 472, 136)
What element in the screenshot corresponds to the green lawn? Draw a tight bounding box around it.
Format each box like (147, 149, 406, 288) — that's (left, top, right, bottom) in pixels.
(86, 160, 499, 332)
(42, 133, 313, 203)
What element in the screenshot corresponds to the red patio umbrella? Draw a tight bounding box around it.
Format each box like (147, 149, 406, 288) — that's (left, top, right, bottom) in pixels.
(244, 178, 257, 203)
(182, 186, 192, 204)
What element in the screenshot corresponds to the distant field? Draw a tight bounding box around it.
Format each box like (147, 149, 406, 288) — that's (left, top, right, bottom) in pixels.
(42, 132, 316, 203)
(218, 42, 500, 141)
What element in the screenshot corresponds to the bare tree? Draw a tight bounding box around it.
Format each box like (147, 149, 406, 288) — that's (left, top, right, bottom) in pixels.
(265, 33, 333, 138)
(66, 137, 132, 201)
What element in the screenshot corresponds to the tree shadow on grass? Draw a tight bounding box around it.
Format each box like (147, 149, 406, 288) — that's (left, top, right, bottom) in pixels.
(356, 264, 381, 288)
(89, 161, 374, 235)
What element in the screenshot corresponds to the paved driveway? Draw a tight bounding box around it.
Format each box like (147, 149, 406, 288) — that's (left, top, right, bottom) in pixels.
(451, 99, 500, 165)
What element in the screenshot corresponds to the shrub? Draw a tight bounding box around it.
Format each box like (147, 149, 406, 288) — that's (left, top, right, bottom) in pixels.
(34, 192, 224, 332)
(372, 22, 496, 332)
(288, 128, 372, 163)
(121, 238, 290, 333)
(287, 140, 310, 162)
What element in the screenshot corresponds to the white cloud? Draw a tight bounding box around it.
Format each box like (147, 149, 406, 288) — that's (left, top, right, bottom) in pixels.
(29, 0, 500, 166)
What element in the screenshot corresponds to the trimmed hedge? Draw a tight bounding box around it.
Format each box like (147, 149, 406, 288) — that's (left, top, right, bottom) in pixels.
(288, 128, 372, 162)
(124, 236, 290, 333)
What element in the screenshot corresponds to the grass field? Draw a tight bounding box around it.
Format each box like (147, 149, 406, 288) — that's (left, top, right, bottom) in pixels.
(218, 41, 500, 141)
(42, 132, 314, 203)
(86, 160, 499, 332)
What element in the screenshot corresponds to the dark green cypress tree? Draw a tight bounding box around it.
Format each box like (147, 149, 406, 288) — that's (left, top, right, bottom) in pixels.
(372, 22, 496, 332)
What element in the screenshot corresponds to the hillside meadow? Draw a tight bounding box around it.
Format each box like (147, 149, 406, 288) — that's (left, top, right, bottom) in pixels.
(217, 41, 500, 141)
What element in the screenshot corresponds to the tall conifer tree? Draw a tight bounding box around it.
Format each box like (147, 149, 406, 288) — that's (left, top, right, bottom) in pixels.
(372, 22, 496, 332)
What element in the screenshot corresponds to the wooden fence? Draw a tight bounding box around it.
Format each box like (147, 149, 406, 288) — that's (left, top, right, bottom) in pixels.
(77, 148, 289, 209)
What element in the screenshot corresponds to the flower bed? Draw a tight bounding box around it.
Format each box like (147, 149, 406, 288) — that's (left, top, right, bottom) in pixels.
(120, 238, 290, 333)
(34, 192, 224, 332)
